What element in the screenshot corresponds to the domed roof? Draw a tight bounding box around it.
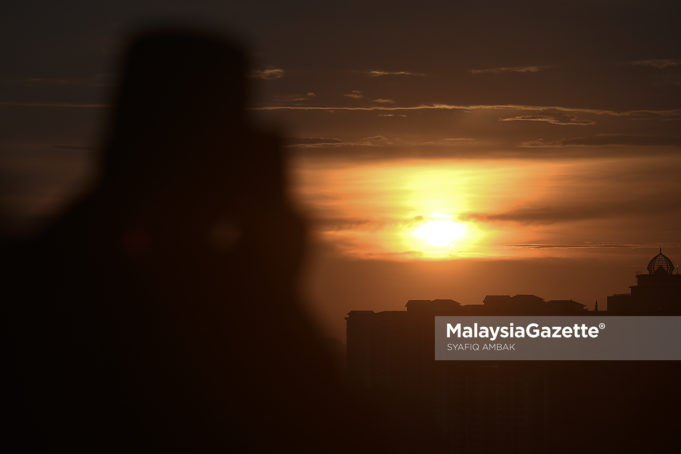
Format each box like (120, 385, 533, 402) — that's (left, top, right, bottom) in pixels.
(647, 248, 675, 275)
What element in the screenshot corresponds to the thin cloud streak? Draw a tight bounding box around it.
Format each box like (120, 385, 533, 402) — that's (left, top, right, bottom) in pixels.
(289, 135, 392, 148)
(630, 58, 681, 69)
(470, 65, 552, 74)
(344, 90, 363, 99)
(1, 75, 113, 88)
(508, 242, 646, 249)
(288, 135, 480, 149)
(520, 135, 681, 148)
(459, 195, 681, 226)
(287, 137, 344, 146)
(366, 70, 425, 77)
(0, 101, 107, 108)
(2, 101, 679, 121)
(273, 92, 316, 102)
(252, 103, 681, 119)
(250, 67, 285, 80)
(500, 114, 595, 126)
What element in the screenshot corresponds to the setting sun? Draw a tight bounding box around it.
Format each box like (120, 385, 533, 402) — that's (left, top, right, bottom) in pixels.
(412, 217, 467, 248)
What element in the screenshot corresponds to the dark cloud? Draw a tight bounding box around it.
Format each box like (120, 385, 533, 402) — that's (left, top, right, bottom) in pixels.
(366, 70, 424, 77)
(343, 90, 363, 99)
(272, 92, 316, 102)
(0, 101, 106, 108)
(290, 140, 681, 162)
(0, 75, 112, 88)
(250, 67, 285, 80)
(313, 214, 441, 232)
(470, 65, 552, 74)
(520, 135, 681, 147)
(561, 135, 681, 146)
(500, 113, 595, 126)
(508, 242, 647, 249)
(287, 137, 343, 145)
(459, 194, 681, 226)
(630, 58, 681, 69)
(253, 103, 681, 119)
(314, 217, 377, 231)
(288, 135, 393, 148)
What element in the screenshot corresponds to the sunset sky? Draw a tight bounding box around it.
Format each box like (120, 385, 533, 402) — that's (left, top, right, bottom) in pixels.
(2, 1, 681, 340)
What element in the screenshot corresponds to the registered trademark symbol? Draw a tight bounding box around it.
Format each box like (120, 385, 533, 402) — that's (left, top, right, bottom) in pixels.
(599, 323, 606, 329)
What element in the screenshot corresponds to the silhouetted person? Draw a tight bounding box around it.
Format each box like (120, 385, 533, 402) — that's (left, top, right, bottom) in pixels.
(3, 29, 445, 454)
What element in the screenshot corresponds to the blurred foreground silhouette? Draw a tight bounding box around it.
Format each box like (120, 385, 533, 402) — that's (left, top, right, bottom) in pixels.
(3, 30, 445, 453)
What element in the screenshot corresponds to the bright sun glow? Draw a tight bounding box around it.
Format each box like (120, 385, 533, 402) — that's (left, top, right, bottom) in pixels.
(412, 218, 467, 247)
(293, 157, 570, 260)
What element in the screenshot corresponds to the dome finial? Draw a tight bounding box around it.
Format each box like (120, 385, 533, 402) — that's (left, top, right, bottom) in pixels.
(647, 249, 675, 275)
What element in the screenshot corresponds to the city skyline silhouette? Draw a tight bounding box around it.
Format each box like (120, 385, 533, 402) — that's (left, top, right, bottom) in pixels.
(347, 249, 681, 452)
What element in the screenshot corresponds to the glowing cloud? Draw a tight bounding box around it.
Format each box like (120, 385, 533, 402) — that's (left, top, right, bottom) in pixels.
(251, 67, 285, 80)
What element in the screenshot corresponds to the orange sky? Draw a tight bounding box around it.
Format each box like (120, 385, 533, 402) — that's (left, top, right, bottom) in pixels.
(286, 150, 681, 340)
(1, 1, 681, 342)
(291, 154, 681, 261)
